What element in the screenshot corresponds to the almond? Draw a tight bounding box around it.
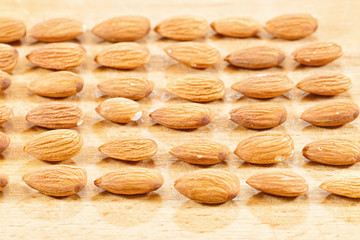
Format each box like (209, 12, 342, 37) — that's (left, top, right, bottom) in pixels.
(95, 97, 142, 123)
(92, 16, 150, 42)
(167, 74, 225, 102)
(292, 42, 342, 66)
(23, 165, 87, 197)
(94, 168, 163, 195)
(155, 15, 208, 40)
(0, 105, 13, 125)
(95, 42, 149, 69)
(23, 129, 83, 161)
(170, 140, 229, 165)
(246, 171, 308, 197)
(230, 103, 287, 129)
(265, 14, 317, 40)
(234, 132, 294, 164)
(174, 169, 239, 204)
(231, 73, 294, 98)
(99, 138, 157, 161)
(210, 17, 260, 38)
(0, 173, 8, 191)
(26, 42, 86, 70)
(0, 18, 26, 43)
(29, 18, 84, 42)
(0, 44, 18, 73)
(27, 71, 84, 98)
(149, 103, 212, 129)
(0, 132, 10, 153)
(0, 70, 11, 91)
(97, 76, 153, 100)
(301, 100, 359, 127)
(320, 177, 360, 198)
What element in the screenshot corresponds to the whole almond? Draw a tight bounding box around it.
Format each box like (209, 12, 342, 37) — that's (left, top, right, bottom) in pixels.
(28, 71, 84, 98)
(231, 73, 294, 98)
(0, 105, 13, 125)
(0, 173, 8, 191)
(155, 15, 208, 40)
(94, 168, 163, 195)
(0, 18, 26, 43)
(0, 132, 10, 153)
(0, 70, 11, 91)
(0, 44, 18, 73)
(92, 16, 150, 42)
(265, 14, 318, 40)
(174, 169, 239, 204)
(167, 74, 225, 102)
(29, 18, 84, 42)
(301, 100, 359, 127)
(211, 17, 260, 38)
(320, 177, 360, 198)
(23, 129, 83, 161)
(23, 165, 87, 197)
(230, 103, 287, 129)
(170, 140, 229, 165)
(247, 171, 309, 197)
(234, 132, 294, 164)
(292, 42, 342, 66)
(26, 42, 86, 70)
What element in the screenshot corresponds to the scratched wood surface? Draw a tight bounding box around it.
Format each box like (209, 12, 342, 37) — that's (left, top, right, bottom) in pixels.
(1, 0, 360, 239)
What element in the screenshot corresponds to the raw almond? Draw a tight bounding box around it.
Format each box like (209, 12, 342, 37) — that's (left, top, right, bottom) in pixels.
(265, 14, 318, 40)
(0, 70, 11, 91)
(0, 105, 13, 125)
(301, 100, 359, 127)
(234, 131, 294, 164)
(27, 71, 84, 98)
(0, 44, 18, 73)
(92, 16, 150, 42)
(23, 129, 83, 161)
(23, 165, 87, 197)
(0, 18, 26, 43)
(26, 42, 86, 70)
(174, 169, 239, 204)
(95, 97, 142, 123)
(149, 103, 212, 129)
(246, 171, 308, 197)
(167, 74, 225, 102)
(320, 177, 360, 198)
(29, 18, 84, 42)
(154, 15, 208, 40)
(230, 103, 287, 129)
(0, 173, 8, 191)
(231, 73, 294, 98)
(210, 17, 260, 38)
(292, 42, 342, 66)
(170, 140, 229, 165)
(0, 132, 10, 153)
(99, 138, 157, 161)
(97, 76, 153, 100)
(164, 42, 220, 68)
(94, 168, 163, 195)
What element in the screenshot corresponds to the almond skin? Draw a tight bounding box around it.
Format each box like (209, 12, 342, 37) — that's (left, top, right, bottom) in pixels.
(155, 15, 208, 40)
(230, 103, 287, 129)
(26, 42, 86, 70)
(301, 100, 359, 127)
(94, 168, 163, 195)
(247, 171, 309, 197)
(167, 74, 225, 102)
(0, 105, 13, 125)
(170, 140, 229, 165)
(0, 70, 11, 91)
(320, 177, 360, 198)
(234, 132, 294, 164)
(23, 129, 83, 162)
(292, 42, 343, 66)
(265, 14, 318, 40)
(0, 44, 18, 73)
(23, 165, 87, 197)
(0, 132, 10, 153)
(0, 18, 26, 43)
(174, 169, 240, 204)
(231, 73, 294, 98)
(225, 46, 285, 69)
(0, 173, 8, 191)
(211, 17, 261, 38)
(99, 138, 157, 161)
(92, 16, 150, 42)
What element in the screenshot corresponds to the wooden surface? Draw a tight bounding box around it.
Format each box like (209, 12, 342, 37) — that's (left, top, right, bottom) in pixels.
(1, 0, 360, 239)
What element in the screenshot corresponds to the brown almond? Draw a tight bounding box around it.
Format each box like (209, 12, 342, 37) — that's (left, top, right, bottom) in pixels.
(0, 70, 11, 91)
(211, 17, 260, 38)
(320, 177, 360, 198)
(0, 173, 8, 191)
(0, 44, 18, 73)
(0, 18, 26, 43)
(0, 132, 10, 153)
(23, 165, 87, 197)
(0, 105, 13, 125)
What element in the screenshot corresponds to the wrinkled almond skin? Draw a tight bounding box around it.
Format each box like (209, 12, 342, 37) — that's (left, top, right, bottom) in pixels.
(292, 42, 343, 66)
(0, 173, 8, 191)
(94, 168, 163, 195)
(235, 132, 294, 164)
(211, 17, 260, 38)
(0, 44, 18, 73)
(320, 177, 360, 198)
(265, 14, 318, 40)
(230, 103, 287, 129)
(0, 18, 26, 43)
(174, 169, 240, 204)
(301, 100, 359, 127)
(231, 73, 294, 98)
(167, 74, 225, 102)
(23, 129, 83, 162)
(92, 16, 150, 42)
(0, 105, 13, 125)
(170, 140, 229, 165)
(0, 70, 11, 91)
(26, 42, 86, 70)
(23, 165, 87, 197)
(0, 132, 10, 153)
(247, 171, 309, 197)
